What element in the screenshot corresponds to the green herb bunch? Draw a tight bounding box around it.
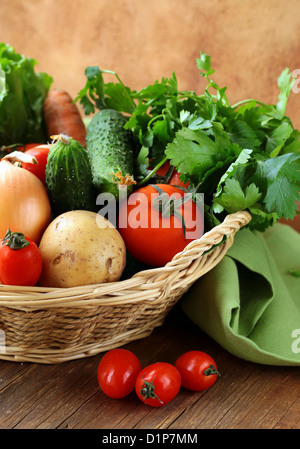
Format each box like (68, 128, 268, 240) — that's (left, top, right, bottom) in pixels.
(76, 52, 300, 231)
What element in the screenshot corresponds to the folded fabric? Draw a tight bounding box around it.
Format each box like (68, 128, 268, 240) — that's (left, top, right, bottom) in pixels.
(181, 223, 300, 365)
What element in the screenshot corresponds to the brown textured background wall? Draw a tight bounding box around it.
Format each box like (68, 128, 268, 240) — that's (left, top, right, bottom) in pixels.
(1, 0, 300, 128)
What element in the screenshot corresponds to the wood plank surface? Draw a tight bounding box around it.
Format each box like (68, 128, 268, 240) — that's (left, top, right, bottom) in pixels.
(0, 303, 299, 430)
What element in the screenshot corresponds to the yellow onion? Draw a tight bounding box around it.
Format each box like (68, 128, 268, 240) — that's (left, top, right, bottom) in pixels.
(0, 151, 51, 243)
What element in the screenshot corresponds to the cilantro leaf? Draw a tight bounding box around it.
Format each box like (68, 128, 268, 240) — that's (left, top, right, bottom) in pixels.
(252, 153, 300, 219)
(196, 52, 214, 76)
(265, 121, 294, 156)
(75, 66, 105, 113)
(276, 68, 296, 119)
(213, 179, 262, 214)
(248, 205, 279, 231)
(228, 120, 262, 149)
(196, 155, 237, 199)
(104, 82, 135, 113)
(135, 146, 149, 179)
(152, 118, 173, 144)
(165, 128, 219, 184)
(215, 148, 253, 197)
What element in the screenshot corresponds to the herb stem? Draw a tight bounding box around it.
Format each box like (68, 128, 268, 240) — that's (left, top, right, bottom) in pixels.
(147, 114, 164, 130)
(101, 69, 136, 109)
(232, 98, 265, 109)
(137, 156, 169, 187)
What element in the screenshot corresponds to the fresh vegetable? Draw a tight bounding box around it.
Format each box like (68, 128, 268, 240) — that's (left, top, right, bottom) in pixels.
(0, 142, 43, 160)
(175, 350, 220, 391)
(38, 210, 126, 288)
(169, 170, 190, 188)
(118, 184, 204, 267)
(77, 55, 300, 231)
(43, 89, 87, 146)
(97, 349, 141, 399)
(22, 143, 51, 184)
(0, 151, 51, 243)
(0, 229, 43, 286)
(45, 134, 96, 216)
(0, 43, 52, 146)
(85, 109, 136, 199)
(135, 362, 181, 407)
(153, 160, 189, 188)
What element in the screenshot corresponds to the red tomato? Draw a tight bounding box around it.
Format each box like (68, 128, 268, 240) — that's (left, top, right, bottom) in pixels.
(0, 229, 43, 286)
(175, 351, 220, 391)
(97, 349, 141, 399)
(118, 184, 204, 267)
(154, 160, 170, 177)
(169, 170, 189, 189)
(17, 143, 43, 151)
(153, 160, 189, 189)
(135, 362, 181, 407)
(21, 144, 50, 184)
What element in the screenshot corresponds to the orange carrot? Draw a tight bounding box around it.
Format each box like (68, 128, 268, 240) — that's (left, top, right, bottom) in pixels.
(43, 89, 87, 146)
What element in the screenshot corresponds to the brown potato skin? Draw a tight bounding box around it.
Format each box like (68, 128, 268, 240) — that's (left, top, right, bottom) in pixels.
(38, 210, 126, 288)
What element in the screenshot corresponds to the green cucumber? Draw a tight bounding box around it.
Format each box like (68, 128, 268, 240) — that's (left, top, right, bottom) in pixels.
(86, 109, 136, 199)
(45, 134, 96, 215)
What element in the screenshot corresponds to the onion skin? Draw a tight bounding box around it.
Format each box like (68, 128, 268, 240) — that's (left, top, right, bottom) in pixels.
(0, 158, 51, 244)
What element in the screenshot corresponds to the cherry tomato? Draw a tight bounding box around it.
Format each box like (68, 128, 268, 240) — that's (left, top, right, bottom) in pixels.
(175, 351, 220, 391)
(0, 229, 43, 286)
(118, 184, 204, 267)
(21, 144, 50, 184)
(135, 362, 181, 407)
(97, 349, 141, 399)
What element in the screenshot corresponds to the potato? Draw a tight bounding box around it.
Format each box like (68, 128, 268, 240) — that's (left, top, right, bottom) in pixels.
(38, 210, 126, 288)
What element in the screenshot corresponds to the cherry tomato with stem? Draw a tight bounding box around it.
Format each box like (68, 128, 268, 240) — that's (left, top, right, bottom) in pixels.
(0, 229, 43, 286)
(135, 362, 181, 407)
(97, 349, 141, 399)
(175, 350, 220, 391)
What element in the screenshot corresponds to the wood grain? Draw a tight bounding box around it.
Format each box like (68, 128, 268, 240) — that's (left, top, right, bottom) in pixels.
(0, 303, 299, 430)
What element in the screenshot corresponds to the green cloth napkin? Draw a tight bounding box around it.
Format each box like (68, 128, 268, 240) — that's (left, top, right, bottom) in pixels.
(181, 223, 300, 366)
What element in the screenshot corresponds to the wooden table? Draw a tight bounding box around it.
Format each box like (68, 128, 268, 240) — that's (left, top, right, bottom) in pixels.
(0, 215, 299, 431)
(0, 302, 299, 431)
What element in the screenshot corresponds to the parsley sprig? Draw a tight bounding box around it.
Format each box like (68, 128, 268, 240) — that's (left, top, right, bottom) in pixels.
(76, 52, 300, 231)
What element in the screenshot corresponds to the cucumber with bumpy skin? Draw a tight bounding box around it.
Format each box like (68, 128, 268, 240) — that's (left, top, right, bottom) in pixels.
(86, 109, 136, 199)
(45, 134, 97, 216)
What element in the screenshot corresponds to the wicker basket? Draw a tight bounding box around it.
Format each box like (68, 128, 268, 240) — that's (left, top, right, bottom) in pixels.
(0, 211, 251, 364)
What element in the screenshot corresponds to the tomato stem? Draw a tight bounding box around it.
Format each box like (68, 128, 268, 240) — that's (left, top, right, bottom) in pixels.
(151, 184, 194, 240)
(140, 375, 163, 404)
(2, 229, 29, 250)
(203, 364, 221, 377)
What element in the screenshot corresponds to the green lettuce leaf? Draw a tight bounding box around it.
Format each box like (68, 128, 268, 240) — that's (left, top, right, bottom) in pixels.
(0, 43, 53, 146)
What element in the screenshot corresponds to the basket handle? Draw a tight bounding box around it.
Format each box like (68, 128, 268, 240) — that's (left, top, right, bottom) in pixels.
(133, 210, 252, 284)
